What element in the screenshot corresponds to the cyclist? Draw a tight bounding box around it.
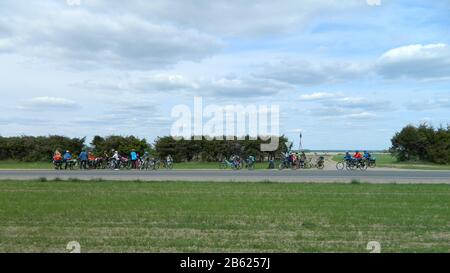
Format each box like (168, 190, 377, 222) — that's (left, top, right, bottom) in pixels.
(299, 152, 307, 168)
(344, 152, 352, 161)
(112, 151, 120, 170)
(142, 151, 150, 162)
(246, 155, 256, 168)
(354, 151, 363, 160)
(268, 159, 275, 169)
(363, 151, 372, 160)
(353, 151, 363, 167)
(231, 155, 241, 168)
(63, 150, 72, 170)
(53, 150, 63, 169)
(88, 152, 96, 168)
(79, 150, 88, 170)
(166, 154, 174, 168)
(291, 153, 297, 166)
(130, 149, 138, 169)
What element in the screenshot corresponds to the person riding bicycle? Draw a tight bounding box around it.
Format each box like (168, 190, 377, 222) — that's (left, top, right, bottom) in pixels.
(53, 150, 62, 161)
(166, 154, 173, 167)
(268, 159, 275, 169)
(142, 151, 150, 162)
(63, 150, 72, 170)
(112, 151, 120, 170)
(53, 150, 63, 169)
(291, 153, 297, 165)
(231, 155, 241, 168)
(299, 152, 307, 168)
(79, 150, 88, 170)
(363, 151, 372, 160)
(88, 152, 96, 162)
(246, 155, 256, 168)
(130, 149, 138, 169)
(344, 152, 352, 161)
(353, 151, 363, 165)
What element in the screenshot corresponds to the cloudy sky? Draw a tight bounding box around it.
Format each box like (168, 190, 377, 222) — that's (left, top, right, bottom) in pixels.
(0, 0, 449, 150)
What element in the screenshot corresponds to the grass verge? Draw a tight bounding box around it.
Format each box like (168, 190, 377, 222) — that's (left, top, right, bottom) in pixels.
(0, 180, 448, 253)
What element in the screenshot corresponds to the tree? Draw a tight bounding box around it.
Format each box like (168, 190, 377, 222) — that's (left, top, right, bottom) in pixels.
(390, 124, 450, 164)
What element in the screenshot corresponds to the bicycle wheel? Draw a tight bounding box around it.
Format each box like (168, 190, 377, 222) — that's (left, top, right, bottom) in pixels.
(346, 162, 356, 171)
(359, 162, 368, 171)
(336, 162, 345, 170)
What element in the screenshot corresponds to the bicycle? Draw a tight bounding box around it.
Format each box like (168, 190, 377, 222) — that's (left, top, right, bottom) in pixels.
(314, 156, 325, 170)
(244, 159, 256, 170)
(367, 157, 377, 168)
(278, 157, 292, 170)
(163, 160, 174, 170)
(220, 159, 240, 170)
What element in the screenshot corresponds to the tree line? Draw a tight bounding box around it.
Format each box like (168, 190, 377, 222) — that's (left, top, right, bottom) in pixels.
(390, 124, 450, 164)
(3, 126, 447, 164)
(0, 135, 289, 163)
(152, 136, 289, 162)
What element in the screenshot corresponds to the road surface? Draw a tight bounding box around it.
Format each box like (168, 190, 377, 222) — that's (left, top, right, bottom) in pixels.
(0, 169, 449, 184)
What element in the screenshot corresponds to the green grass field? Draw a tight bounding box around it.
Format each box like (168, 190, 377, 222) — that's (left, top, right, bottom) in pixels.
(0, 160, 54, 170)
(332, 154, 450, 170)
(0, 180, 448, 253)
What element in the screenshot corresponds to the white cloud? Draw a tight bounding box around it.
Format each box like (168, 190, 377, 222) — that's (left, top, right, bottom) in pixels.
(0, 7, 222, 70)
(298, 92, 391, 111)
(298, 92, 341, 101)
(366, 0, 381, 7)
(260, 59, 369, 86)
(0, 38, 13, 52)
(299, 92, 392, 121)
(196, 76, 292, 98)
(18, 97, 79, 110)
(79, 0, 363, 36)
(405, 98, 450, 111)
(377, 43, 450, 80)
(78, 74, 293, 98)
(345, 112, 377, 120)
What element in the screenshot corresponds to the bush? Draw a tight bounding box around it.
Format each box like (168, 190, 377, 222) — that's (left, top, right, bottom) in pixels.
(0, 135, 85, 162)
(153, 135, 289, 163)
(390, 124, 450, 164)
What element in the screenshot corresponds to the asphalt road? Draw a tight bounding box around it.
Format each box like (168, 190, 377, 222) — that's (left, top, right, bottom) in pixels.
(0, 169, 449, 184)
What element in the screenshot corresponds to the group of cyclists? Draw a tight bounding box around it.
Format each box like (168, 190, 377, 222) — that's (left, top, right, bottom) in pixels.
(220, 152, 326, 171)
(52, 149, 174, 171)
(337, 151, 376, 171)
(220, 155, 257, 170)
(278, 151, 325, 170)
(53, 148, 376, 171)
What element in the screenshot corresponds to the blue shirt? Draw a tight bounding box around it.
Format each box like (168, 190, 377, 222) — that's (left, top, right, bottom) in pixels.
(130, 152, 137, 161)
(63, 153, 72, 160)
(79, 152, 88, 161)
